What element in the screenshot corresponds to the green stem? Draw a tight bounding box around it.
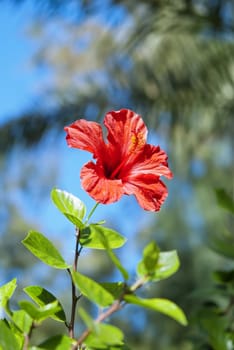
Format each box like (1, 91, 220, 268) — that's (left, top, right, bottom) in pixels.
(85, 202, 99, 224)
(130, 276, 148, 292)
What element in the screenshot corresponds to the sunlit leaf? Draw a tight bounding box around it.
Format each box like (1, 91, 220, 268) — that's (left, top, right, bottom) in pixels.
(19, 300, 61, 322)
(22, 231, 69, 269)
(24, 286, 66, 322)
(142, 241, 160, 271)
(12, 310, 33, 334)
(85, 323, 124, 348)
(80, 224, 126, 249)
(152, 251, 180, 280)
(72, 271, 114, 307)
(124, 295, 187, 326)
(51, 188, 86, 228)
(0, 279, 17, 311)
(0, 320, 20, 350)
(137, 249, 179, 281)
(137, 242, 160, 277)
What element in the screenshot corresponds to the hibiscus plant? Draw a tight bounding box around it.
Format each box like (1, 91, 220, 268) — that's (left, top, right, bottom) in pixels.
(0, 109, 187, 350)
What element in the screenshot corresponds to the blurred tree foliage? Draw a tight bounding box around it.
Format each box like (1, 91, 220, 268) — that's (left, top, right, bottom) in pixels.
(0, 0, 234, 349)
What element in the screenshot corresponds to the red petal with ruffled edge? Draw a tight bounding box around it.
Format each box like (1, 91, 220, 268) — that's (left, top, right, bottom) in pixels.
(122, 144, 173, 179)
(64, 119, 106, 160)
(123, 176, 168, 211)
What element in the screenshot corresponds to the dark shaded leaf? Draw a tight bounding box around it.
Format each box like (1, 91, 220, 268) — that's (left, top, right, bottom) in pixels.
(215, 188, 234, 214)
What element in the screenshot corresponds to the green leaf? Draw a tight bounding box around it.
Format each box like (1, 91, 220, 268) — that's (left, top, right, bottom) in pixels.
(137, 242, 160, 277)
(78, 307, 97, 332)
(86, 346, 131, 350)
(72, 271, 114, 307)
(23, 286, 66, 322)
(138, 250, 180, 281)
(12, 310, 33, 334)
(153, 251, 180, 280)
(0, 320, 21, 350)
(198, 309, 229, 350)
(213, 270, 234, 284)
(37, 335, 75, 350)
(124, 295, 187, 326)
(85, 346, 130, 350)
(51, 188, 86, 227)
(83, 226, 129, 280)
(22, 231, 69, 269)
(85, 323, 124, 348)
(80, 224, 126, 250)
(100, 282, 125, 300)
(0, 279, 17, 312)
(102, 244, 129, 281)
(215, 188, 234, 214)
(79, 308, 126, 350)
(142, 242, 160, 272)
(19, 300, 61, 322)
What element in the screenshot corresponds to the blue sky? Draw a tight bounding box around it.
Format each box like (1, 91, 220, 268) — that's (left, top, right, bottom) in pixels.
(0, 0, 128, 124)
(0, 1, 39, 123)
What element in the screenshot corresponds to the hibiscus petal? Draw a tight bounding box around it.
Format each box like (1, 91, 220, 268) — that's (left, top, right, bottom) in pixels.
(104, 109, 147, 159)
(124, 144, 173, 180)
(64, 119, 105, 159)
(123, 177, 168, 211)
(81, 162, 124, 204)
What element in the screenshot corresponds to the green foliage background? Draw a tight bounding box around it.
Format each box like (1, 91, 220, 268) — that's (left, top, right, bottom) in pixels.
(0, 0, 234, 349)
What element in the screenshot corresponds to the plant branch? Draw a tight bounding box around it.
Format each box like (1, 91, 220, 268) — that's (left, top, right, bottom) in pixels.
(130, 276, 148, 292)
(23, 334, 30, 350)
(73, 227, 81, 271)
(74, 300, 123, 349)
(68, 227, 82, 338)
(73, 276, 147, 348)
(23, 322, 35, 350)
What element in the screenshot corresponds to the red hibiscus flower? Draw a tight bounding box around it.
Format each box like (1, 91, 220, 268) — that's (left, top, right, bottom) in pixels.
(64, 109, 173, 211)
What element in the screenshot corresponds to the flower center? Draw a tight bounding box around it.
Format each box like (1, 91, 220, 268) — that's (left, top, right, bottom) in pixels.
(109, 132, 144, 180)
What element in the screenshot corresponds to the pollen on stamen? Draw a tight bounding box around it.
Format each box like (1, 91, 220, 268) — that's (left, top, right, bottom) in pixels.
(130, 132, 145, 153)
